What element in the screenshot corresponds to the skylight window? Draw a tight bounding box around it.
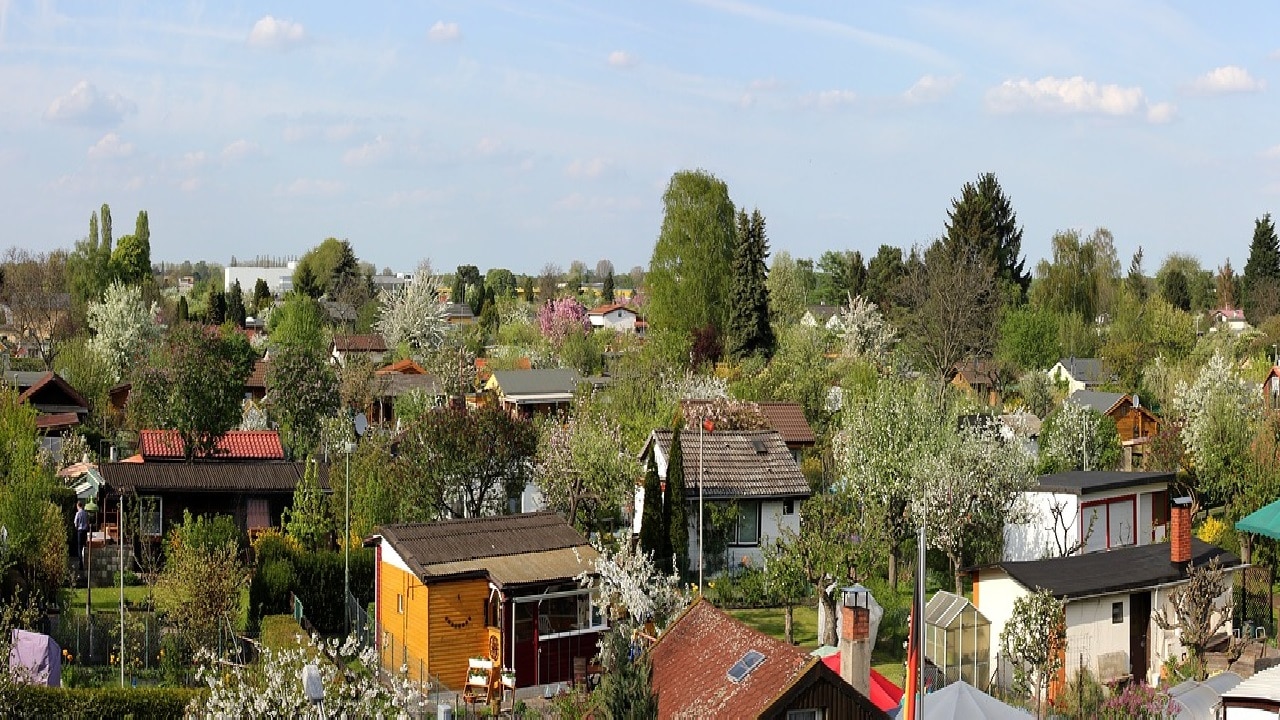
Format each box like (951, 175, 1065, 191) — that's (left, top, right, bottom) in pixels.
(727, 649, 765, 683)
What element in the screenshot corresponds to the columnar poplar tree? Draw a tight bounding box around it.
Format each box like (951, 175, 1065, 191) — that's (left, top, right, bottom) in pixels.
(944, 172, 1030, 300)
(665, 426, 689, 578)
(724, 208, 775, 360)
(1243, 213, 1280, 323)
(646, 169, 736, 341)
(638, 455, 667, 563)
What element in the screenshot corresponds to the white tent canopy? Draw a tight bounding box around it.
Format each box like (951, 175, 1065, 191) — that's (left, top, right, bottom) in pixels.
(922, 680, 1032, 720)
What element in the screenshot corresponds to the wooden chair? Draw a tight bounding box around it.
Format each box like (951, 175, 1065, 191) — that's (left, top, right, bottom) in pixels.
(462, 658, 494, 710)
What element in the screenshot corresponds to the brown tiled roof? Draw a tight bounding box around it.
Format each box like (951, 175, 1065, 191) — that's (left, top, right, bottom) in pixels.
(380, 373, 441, 398)
(378, 512, 596, 588)
(644, 429, 810, 499)
(100, 461, 325, 493)
(651, 599, 884, 719)
(377, 358, 427, 375)
(680, 400, 816, 446)
(34, 411, 80, 430)
(587, 303, 636, 316)
(333, 334, 388, 353)
(246, 359, 270, 390)
(950, 358, 997, 386)
(139, 429, 285, 460)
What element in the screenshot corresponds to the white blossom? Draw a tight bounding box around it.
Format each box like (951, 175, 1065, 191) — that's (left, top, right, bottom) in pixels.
(87, 281, 160, 381)
(375, 261, 448, 351)
(829, 294, 896, 365)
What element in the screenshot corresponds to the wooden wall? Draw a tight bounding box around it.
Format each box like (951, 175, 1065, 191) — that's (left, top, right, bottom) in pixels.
(427, 578, 490, 689)
(763, 667, 887, 720)
(1111, 404, 1158, 442)
(379, 562, 430, 683)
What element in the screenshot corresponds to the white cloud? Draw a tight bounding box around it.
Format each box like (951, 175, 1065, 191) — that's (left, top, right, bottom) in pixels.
(248, 15, 307, 49)
(476, 137, 503, 156)
(986, 75, 1170, 122)
(903, 74, 960, 104)
(1186, 65, 1265, 95)
(44, 81, 136, 127)
(607, 50, 636, 67)
(385, 187, 448, 208)
(427, 21, 460, 43)
(343, 135, 392, 166)
(181, 150, 208, 168)
(221, 139, 261, 162)
(279, 178, 344, 198)
(1264, 144, 1280, 159)
(1146, 102, 1177, 124)
(808, 89, 857, 109)
(565, 157, 612, 179)
(87, 133, 134, 161)
(179, 177, 202, 192)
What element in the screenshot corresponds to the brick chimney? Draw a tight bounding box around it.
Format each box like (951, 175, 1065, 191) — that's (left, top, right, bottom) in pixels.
(839, 597, 871, 697)
(1171, 496, 1192, 565)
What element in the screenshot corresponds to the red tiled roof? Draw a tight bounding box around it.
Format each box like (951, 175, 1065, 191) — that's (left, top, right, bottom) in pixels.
(650, 599, 886, 719)
(588, 303, 636, 316)
(246, 359, 270, 389)
(332, 334, 388, 353)
(138, 429, 285, 460)
(680, 400, 816, 446)
(377, 358, 427, 375)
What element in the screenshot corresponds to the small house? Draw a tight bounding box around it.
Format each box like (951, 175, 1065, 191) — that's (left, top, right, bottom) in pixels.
(330, 334, 388, 367)
(586, 303, 642, 335)
(442, 302, 475, 326)
(800, 304, 841, 329)
(484, 369, 580, 417)
(949, 359, 1001, 407)
(976, 500, 1239, 691)
(649, 597, 889, 719)
(5, 370, 90, 444)
(372, 513, 599, 690)
(1065, 390, 1161, 470)
(635, 429, 809, 572)
(1048, 357, 1113, 395)
(1003, 470, 1173, 562)
(679, 399, 817, 463)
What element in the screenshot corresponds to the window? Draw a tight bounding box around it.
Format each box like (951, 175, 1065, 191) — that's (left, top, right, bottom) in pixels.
(397, 594, 405, 614)
(1112, 601, 1124, 624)
(787, 711, 823, 720)
(1081, 495, 1136, 552)
(728, 649, 766, 683)
(782, 499, 795, 516)
(732, 501, 761, 546)
(139, 496, 162, 538)
(533, 591, 609, 639)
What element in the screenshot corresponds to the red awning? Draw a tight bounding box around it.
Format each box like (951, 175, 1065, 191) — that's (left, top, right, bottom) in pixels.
(820, 653, 903, 712)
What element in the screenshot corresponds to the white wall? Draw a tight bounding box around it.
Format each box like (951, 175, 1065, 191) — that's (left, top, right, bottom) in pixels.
(1004, 493, 1078, 561)
(975, 569, 1025, 690)
(1065, 596, 1132, 682)
(224, 265, 294, 295)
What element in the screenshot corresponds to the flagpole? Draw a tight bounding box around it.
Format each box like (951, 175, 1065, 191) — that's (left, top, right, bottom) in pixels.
(916, 523, 926, 720)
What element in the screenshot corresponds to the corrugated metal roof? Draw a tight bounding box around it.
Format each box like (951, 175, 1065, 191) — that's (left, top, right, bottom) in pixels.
(1222, 664, 1280, 705)
(646, 429, 810, 499)
(378, 512, 592, 586)
(421, 546, 596, 588)
(490, 369, 580, 397)
(100, 461, 324, 492)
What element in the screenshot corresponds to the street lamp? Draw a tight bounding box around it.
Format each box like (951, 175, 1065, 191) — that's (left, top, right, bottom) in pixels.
(698, 418, 714, 592)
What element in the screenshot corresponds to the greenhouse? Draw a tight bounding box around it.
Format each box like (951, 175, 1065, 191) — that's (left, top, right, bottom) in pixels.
(924, 590, 991, 690)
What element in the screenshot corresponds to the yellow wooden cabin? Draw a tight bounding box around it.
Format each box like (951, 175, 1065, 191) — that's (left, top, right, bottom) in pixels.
(373, 513, 600, 691)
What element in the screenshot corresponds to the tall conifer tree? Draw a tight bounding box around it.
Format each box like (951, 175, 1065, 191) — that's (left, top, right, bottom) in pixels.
(725, 208, 775, 359)
(665, 426, 689, 578)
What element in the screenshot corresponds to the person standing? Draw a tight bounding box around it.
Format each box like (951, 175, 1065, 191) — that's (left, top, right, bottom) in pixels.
(74, 500, 89, 571)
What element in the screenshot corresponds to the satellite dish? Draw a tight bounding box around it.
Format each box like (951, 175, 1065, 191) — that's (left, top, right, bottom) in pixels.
(354, 413, 368, 437)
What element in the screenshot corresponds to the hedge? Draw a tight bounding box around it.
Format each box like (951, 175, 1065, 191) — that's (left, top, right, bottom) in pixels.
(7, 685, 202, 718)
(247, 548, 373, 635)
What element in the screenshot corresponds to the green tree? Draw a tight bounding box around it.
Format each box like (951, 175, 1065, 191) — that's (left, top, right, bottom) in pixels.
(522, 275, 535, 303)
(665, 425, 689, 578)
(1030, 229, 1102, 321)
(724, 208, 775, 359)
(176, 295, 189, 323)
(1243, 213, 1280, 323)
(1127, 246, 1148, 303)
(1038, 401, 1121, 473)
(864, 244, 904, 309)
(127, 324, 251, 460)
(252, 278, 272, 315)
(110, 210, 152, 285)
(646, 169, 736, 340)
(1000, 589, 1066, 716)
(268, 293, 329, 353)
(206, 288, 226, 325)
(944, 172, 1030, 300)
(998, 305, 1061, 371)
(293, 261, 322, 299)
(601, 270, 615, 303)
(815, 250, 866, 305)
(68, 206, 115, 305)
(154, 511, 246, 652)
(766, 250, 808, 326)
(1161, 270, 1191, 312)
(226, 280, 247, 327)
(266, 346, 339, 459)
(484, 268, 517, 298)
(898, 239, 1001, 385)
(637, 455, 667, 565)
(295, 238, 365, 302)
(284, 459, 332, 551)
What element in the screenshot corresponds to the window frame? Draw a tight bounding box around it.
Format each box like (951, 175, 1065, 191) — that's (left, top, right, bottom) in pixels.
(730, 500, 762, 547)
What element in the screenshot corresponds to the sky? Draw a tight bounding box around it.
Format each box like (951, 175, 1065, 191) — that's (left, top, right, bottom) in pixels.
(2, 1, 1279, 277)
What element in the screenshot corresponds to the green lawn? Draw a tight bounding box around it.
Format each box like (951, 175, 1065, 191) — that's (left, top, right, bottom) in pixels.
(260, 615, 311, 652)
(66, 585, 152, 614)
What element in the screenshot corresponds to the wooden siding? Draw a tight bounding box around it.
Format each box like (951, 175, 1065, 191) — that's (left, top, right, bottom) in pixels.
(1111, 404, 1158, 442)
(379, 562, 430, 683)
(427, 578, 491, 690)
(762, 666, 887, 720)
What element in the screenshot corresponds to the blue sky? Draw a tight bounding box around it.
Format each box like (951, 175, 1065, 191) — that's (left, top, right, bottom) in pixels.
(3, 1, 1279, 277)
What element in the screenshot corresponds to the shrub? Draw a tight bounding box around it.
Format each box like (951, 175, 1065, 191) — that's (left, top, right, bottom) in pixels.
(9, 685, 201, 719)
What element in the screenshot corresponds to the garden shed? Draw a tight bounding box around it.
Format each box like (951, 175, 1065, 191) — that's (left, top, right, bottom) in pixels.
(924, 590, 991, 690)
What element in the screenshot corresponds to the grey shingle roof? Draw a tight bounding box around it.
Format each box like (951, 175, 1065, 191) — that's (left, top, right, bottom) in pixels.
(491, 369, 580, 397)
(1056, 357, 1110, 384)
(646, 429, 810, 499)
(1066, 390, 1127, 415)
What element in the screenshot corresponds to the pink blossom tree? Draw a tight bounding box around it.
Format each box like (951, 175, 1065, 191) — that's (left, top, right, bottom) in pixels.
(538, 297, 591, 346)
